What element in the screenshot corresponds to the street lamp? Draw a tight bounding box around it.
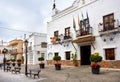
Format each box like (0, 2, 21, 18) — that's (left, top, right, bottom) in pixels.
(2, 48, 8, 71)
(24, 39, 28, 76)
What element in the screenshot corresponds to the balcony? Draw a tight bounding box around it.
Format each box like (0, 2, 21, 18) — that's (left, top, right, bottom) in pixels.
(98, 19, 120, 35)
(63, 35, 72, 42)
(73, 27, 95, 43)
(9, 49, 18, 55)
(73, 35, 95, 43)
(99, 28, 119, 35)
(76, 27, 92, 37)
(51, 34, 72, 45)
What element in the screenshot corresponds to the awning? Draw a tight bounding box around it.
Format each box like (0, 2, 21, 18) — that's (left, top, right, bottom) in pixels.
(72, 35, 95, 43)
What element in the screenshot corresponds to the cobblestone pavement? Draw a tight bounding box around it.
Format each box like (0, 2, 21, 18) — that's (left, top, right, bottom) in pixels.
(0, 65, 120, 82)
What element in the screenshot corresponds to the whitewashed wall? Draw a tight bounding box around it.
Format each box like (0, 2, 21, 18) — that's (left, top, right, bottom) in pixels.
(27, 33, 47, 64)
(47, 0, 120, 61)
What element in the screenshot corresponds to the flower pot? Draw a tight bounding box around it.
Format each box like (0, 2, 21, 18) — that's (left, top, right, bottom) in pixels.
(39, 63, 45, 69)
(55, 64, 61, 70)
(92, 68, 100, 74)
(12, 63, 16, 66)
(55, 65, 61, 70)
(6, 62, 11, 66)
(17, 63, 21, 67)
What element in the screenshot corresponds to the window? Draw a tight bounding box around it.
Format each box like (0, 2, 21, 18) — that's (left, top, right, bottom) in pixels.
(65, 27, 70, 37)
(54, 52, 58, 57)
(80, 19, 89, 35)
(29, 42, 32, 50)
(28, 46, 32, 50)
(103, 13, 114, 31)
(105, 48, 115, 60)
(54, 31, 59, 38)
(64, 27, 71, 39)
(54, 31, 59, 41)
(82, 0, 85, 4)
(41, 42, 47, 48)
(37, 51, 40, 54)
(41, 53, 45, 57)
(65, 52, 70, 60)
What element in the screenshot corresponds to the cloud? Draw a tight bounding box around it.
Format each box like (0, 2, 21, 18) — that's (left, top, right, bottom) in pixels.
(0, 0, 74, 42)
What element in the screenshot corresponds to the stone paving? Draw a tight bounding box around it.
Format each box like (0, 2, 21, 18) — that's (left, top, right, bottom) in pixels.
(0, 65, 120, 82)
(0, 70, 46, 82)
(39, 66, 120, 82)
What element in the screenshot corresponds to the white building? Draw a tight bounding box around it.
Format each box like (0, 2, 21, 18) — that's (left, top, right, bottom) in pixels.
(27, 33, 47, 64)
(47, 0, 120, 68)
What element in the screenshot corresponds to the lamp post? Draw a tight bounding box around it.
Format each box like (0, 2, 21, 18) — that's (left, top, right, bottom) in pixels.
(24, 39, 28, 76)
(2, 48, 8, 71)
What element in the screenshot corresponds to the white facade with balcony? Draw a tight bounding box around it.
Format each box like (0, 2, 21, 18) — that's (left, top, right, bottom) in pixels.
(47, 0, 120, 68)
(27, 33, 47, 64)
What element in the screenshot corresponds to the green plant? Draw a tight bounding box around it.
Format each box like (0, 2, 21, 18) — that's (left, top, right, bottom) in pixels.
(6, 59, 10, 62)
(17, 59, 21, 63)
(72, 53, 78, 66)
(53, 56, 61, 70)
(38, 57, 44, 63)
(90, 52, 102, 63)
(53, 56, 61, 63)
(11, 59, 16, 62)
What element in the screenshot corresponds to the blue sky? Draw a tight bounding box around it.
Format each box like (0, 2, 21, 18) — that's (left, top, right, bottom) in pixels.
(0, 0, 74, 42)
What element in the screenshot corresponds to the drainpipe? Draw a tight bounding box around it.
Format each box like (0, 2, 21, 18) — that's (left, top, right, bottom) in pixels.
(91, 41, 95, 50)
(71, 42, 77, 53)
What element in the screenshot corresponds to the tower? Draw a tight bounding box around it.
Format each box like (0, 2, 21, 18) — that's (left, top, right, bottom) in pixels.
(52, 0, 59, 16)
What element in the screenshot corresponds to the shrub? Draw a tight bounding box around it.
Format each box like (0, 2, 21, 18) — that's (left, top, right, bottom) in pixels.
(90, 52, 102, 63)
(72, 53, 78, 66)
(38, 57, 44, 61)
(17, 59, 21, 63)
(38, 57, 44, 63)
(6, 59, 10, 62)
(11, 59, 16, 62)
(53, 56, 61, 63)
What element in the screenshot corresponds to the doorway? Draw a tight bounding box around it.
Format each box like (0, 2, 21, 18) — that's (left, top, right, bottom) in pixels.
(80, 45, 91, 65)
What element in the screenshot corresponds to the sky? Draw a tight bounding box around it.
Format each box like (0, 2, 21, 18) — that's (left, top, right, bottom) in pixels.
(0, 0, 74, 42)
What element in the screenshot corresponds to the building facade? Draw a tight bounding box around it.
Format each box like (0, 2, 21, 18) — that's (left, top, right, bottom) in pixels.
(8, 39, 23, 61)
(27, 33, 47, 64)
(47, 0, 120, 68)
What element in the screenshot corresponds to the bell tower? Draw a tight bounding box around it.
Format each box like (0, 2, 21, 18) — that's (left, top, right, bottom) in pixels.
(52, 0, 59, 16)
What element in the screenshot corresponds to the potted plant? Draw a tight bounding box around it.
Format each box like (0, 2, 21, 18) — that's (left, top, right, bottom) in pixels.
(16, 59, 22, 67)
(90, 52, 102, 74)
(53, 55, 61, 70)
(6, 59, 11, 66)
(72, 53, 78, 67)
(38, 56, 45, 69)
(11, 59, 16, 66)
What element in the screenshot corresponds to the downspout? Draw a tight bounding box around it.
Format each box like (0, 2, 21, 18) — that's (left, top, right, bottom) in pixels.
(91, 41, 95, 50)
(71, 41, 77, 53)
